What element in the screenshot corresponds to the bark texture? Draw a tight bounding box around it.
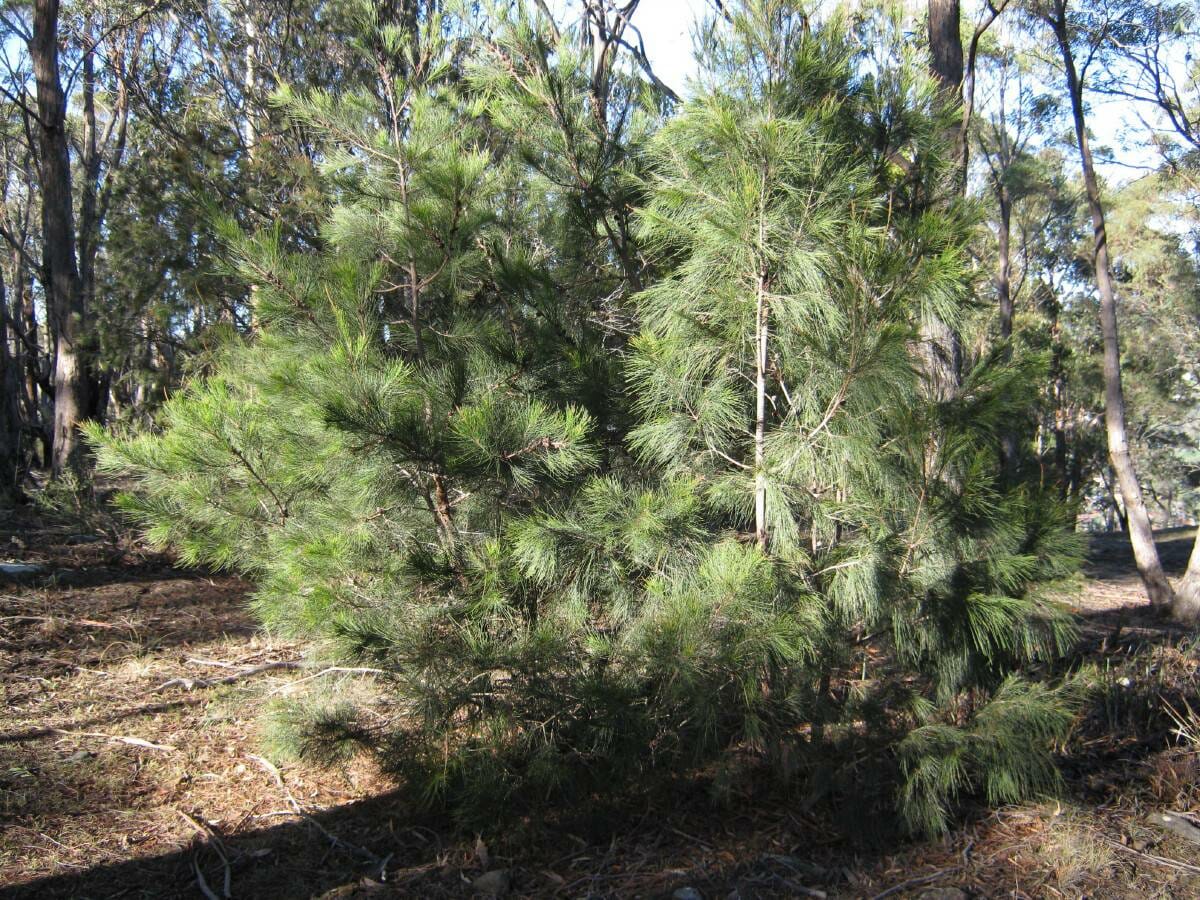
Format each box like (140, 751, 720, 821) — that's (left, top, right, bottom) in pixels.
(0, 273, 24, 500)
(1174, 540, 1200, 625)
(995, 183, 1018, 472)
(928, 0, 964, 104)
(1051, 4, 1175, 610)
(33, 0, 93, 479)
(922, 0, 965, 398)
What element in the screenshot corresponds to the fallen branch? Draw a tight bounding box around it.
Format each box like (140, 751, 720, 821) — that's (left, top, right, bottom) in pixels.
(192, 860, 221, 900)
(185, 655, 290, 669)
(0, 615, 122, 629)
(246, 754, 379, 864)
(177, 810, 232, 900)
(1148, 811, 1200, 846)
(152, 660, 302, 694)
(264, 666, 385, 697)
(869, 866, 961, 900)
(52, 728, 175, 752)
(1099, 833, 1200, 875)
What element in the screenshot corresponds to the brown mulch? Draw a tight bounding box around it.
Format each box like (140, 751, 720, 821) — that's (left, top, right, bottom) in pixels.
(2, 504, 1199, 899)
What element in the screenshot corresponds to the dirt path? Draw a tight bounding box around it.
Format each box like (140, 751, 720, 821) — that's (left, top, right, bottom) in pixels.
(2, 510, 1199, 899)
(1078, 527, 1196, 614)
(0, 509, 400, 898)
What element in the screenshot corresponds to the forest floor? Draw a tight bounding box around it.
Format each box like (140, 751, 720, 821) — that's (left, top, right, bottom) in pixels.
(2, 500, 1200, 899)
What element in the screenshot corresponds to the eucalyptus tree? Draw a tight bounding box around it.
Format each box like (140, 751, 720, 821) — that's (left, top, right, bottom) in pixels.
(1027, 0, 1188, 616)
(1093, 0, 1200, 172)
(0, 104, 42, 490)
(971, 31, 1065, 473)
(1088, 0, 1200, 619)
(0, 0, 151, 477)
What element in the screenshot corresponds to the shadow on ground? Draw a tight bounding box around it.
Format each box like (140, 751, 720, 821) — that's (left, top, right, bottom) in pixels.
(4, 519, 1200, 899)
(1, 764, 930, 899)
(3, 786, 421, 900)
(1083, 525, 1195, 581)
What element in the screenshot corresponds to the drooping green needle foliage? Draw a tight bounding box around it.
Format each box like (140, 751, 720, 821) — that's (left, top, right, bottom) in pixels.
(91, 0, 1081, 835)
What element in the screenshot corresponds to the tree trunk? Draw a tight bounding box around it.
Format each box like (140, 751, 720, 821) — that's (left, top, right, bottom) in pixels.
(243, 11, 259, 154)
(922, 0, 964, 397)
(928, 0, 964, 150)
(32, 0, 93, 480)
(1177, 533, 1200, 625)
(996, 188, 1014, 341)
(9, 161, 50, 468)
(22, 277, 52, 468)
(0, 272, 24, 501)
(1052, 7, 1175, 610)
(1049, 305, 1071, 496)
(996, 184, 1017, 471)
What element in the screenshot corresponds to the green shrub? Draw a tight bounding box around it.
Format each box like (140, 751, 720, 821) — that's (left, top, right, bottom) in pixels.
(91, 0, 1081, 834)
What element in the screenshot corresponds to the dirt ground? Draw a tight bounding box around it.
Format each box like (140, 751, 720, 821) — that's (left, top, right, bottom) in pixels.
(2, 503, 1200, 899)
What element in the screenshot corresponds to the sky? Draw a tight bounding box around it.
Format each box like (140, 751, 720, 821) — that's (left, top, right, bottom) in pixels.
(0, 0, 1171, 184)
(623, 0, 711, 97)
(559, 0, 1164, 184)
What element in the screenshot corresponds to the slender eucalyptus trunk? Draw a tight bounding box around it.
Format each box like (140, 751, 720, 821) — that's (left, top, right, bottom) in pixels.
(996, 185, 1017, 472)
(996, 188, 1014, 341)
(33, 0, 93, 479)
(243, 13, 258, 154)
(19, 274, 50, 467)
(0, 272, 24, 501)
(1048, 303, 1071, 496)
(10, 158, 50, 468)
(79, 29, 98, 318)
(242, 7, 263, 329)
(1052, 7, 1176, 611)
(1177, 536, 1200, 624)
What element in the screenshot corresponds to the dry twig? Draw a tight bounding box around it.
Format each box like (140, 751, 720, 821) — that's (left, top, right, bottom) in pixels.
(52, 728, 175, 752)
(177, 809, 232, 900)
(1099, 833, 1200, 875)
(247, 754, 379, 864)
(0, 614, 122, 629)
(264, 666, 385, 697)
(869, 866, 961, 900)
(152, 660, 302, 693)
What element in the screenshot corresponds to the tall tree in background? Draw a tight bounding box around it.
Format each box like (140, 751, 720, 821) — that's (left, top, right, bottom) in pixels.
(7, 0, 144, 478)
(917, 0, 966, 399)
(1037, 0, 1183, 617)
(1095, 0, 1200, 620)
(973, 37, 1056, 473)
(0, 0, 357, 486)
(31, 0, 93, 478)
(0, 270, 22, 498)
(0, 110, 37, 494)
(980, 50, 1020, 476)
(924, 0, 1012, 406)
(928, 0, 964, 149)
